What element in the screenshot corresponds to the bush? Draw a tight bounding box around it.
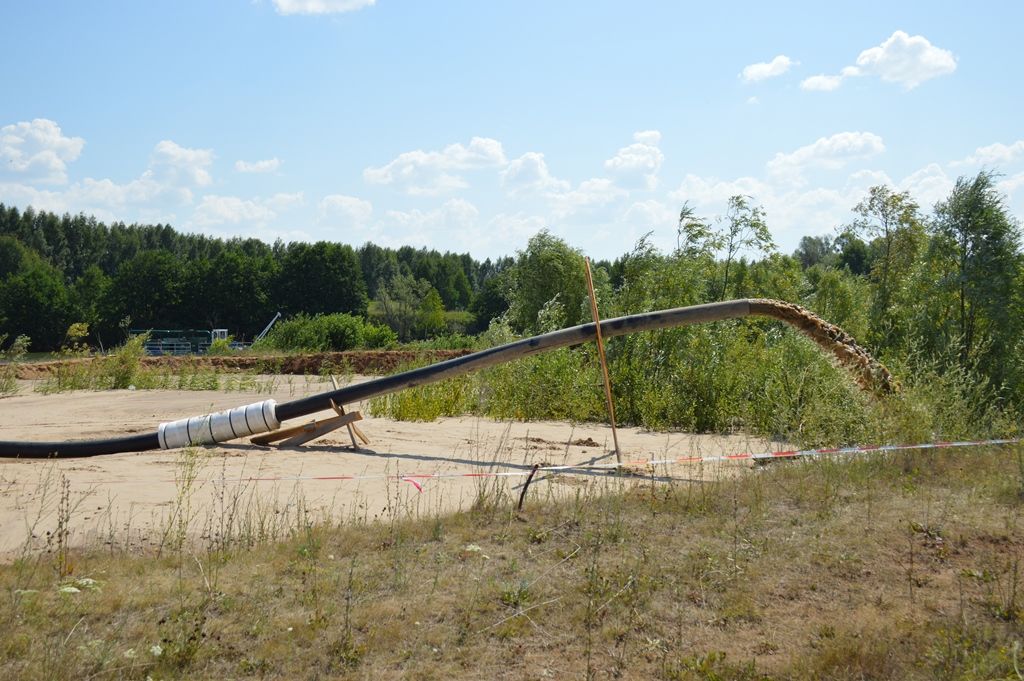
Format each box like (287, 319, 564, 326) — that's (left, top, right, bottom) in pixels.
(206, 336, 235, 356)
(257, 313, 383, 352)
(361, 323, 397, 349)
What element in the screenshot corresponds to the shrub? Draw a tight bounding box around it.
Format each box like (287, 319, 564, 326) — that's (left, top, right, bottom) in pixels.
(206, 336, 235, 356)
(361, 323, 397, 349)
(258, 313, 365, 352)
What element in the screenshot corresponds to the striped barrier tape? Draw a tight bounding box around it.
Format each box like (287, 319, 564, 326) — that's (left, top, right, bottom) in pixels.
(8, 437, 1021, 488)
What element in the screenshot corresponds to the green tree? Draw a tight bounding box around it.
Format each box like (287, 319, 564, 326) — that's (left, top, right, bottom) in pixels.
(275, 242, 368, 318)
(417, 288, 446, 338)
(376, 273, 432, 341)
(99, 251, 185, 333)
(931, 171, 1021, 379)
(0, 259, 73, 351)
(717, 196, 774, 300)
(506, 230, 588, 333)
(675, 197, 774, 300)
(468, 274, 511, 333)
(849, 186, 925, 348)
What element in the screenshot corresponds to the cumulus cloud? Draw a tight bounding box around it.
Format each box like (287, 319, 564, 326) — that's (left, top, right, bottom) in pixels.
(502, 152, 570, 195)
(802, 31, 955, 92)
(272, 0, 375, 15)
(152, 140, 214, 186)
(604, 130, 664, 190)
(364, 136, 507, 196)
(800, 74, 844, 92)
(953, 140, 1024, 167)
(319, 194, 373, 225)
(767, 131, 885, 184)
(855, 30, 957, 88)
(366, 198, 481, 248)
(193, 192, 303, 227)
(235, 158, 282, 173)
(549, 178, 628, 218)
(266, 192, 305, 210)
(740, 55, 797, 82)
(623, 200, 676, 230)
(0, 118, 85, 184)
(193, 196, 272, 226)
(669, 174, 770, 206)
(898, 163, 954, 208)
(999, 172, 1024, 196)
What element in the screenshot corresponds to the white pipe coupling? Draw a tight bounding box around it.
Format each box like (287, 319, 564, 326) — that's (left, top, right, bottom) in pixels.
(157, 399, 280, 450)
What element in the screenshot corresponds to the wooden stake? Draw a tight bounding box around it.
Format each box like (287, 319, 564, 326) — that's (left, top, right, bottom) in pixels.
(331, 375, 371, 447)
(584, 258, 622, 464)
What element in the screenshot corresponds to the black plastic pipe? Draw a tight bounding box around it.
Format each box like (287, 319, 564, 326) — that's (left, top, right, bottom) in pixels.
(0, 298, 891, 459)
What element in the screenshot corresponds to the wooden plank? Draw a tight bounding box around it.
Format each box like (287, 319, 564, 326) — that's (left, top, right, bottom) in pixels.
(250, 410, 363, 446)
(279, 411, 362, 447)
(350, 422, 371, 445)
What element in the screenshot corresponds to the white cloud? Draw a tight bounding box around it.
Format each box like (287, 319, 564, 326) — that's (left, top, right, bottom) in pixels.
(898, 163, 953, 208)
(855, 30, 956, 89)
(369, 198, 481, 248)
(741, 55, 797, 83)
(746, 96, 760, 105)
(193, 192, 302, 227)
(152, 140, 214, 186)
(0, 118, 85, 184)
(193, 196, 275, 226)
(604, 130, 664, 190)
(319, 194, 373, 225)
(802, 31, 955, 92)
(383, 198, 479, 231)
(272, 0, 375, 15)
(235, 158, 282, 173)
(998, 172, 1024, 196)
(633, 130, 662, 146)
(669, 174, 770, 205)
(953, 140, 1024, 167)
(800, 74, 844, 92)
(266, 192, 304, 210)
(502, 152, 570, 195)
(549, 178, 628, 218)
(767, 131, 885, 184)
(364, 136, 507, 196)
(623, 200, 676, 229)
(485, 213, 547, 241)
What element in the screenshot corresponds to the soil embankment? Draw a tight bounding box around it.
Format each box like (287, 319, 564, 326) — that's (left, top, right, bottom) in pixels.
(13, 349, 472, 380)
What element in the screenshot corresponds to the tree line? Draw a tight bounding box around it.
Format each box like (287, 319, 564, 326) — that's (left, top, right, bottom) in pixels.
(0, 204, 513, 349)
(1, 169, 1021, 413)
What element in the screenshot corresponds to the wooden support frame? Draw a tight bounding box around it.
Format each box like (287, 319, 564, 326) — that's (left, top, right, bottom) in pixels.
(250, 375, 372, 449)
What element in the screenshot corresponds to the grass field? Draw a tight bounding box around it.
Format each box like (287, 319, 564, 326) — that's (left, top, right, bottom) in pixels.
(3, 443, 1024, 680)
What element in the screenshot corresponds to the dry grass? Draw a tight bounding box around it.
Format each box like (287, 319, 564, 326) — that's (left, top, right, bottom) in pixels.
(3, 445, 1024, 680)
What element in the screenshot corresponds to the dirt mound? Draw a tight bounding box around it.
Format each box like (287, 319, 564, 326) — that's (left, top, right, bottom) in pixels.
(14, 349, 472, 380)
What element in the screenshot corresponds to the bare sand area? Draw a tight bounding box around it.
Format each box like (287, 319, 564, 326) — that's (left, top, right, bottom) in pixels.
(0, 376, 778, 557)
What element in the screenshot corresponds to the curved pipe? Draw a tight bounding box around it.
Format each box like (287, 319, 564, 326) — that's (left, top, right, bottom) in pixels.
(0, 298, 895, 459)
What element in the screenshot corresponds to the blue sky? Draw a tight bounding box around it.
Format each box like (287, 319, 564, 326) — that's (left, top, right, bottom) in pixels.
(2, 1, 1022, 260)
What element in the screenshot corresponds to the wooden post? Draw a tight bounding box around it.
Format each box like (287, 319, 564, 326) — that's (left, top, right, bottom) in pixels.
(584, 258, 622, 465)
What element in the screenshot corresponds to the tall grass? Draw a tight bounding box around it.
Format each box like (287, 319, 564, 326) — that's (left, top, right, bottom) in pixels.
(0, 334, 29, 395)
(369, 318, 1019, 448)
(4, 439, 1024, 679)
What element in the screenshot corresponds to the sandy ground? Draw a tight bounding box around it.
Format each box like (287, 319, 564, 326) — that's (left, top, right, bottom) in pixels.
(0, 376, 779, 557)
